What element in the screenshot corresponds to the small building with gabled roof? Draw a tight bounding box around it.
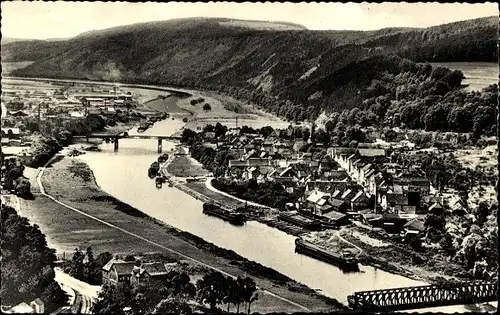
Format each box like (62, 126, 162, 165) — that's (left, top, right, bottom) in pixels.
(130, 262, 170, 286)
(102, 259, 136, 286)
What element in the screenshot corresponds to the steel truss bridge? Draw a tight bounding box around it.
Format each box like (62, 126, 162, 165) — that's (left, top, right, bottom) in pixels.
(73, 133, 182, 153)
(348, 281, 498, 312)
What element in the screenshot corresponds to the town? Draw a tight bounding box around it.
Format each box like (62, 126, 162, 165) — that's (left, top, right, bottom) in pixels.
(174, 118, 497, 280)
(1, 2, 498, 315)
(2, 63, 498, 315)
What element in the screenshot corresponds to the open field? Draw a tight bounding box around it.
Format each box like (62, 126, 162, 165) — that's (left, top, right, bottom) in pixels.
(23, 157, 343, 312)
(167, 156, 211, 177)
(430, 62, 497, 92)
(144, 96, 192, 115)
(19, 195, 162, 256)
(1, 61, 35, 75)
(451, 145, 497, 208)
(453, 145, 497, 171)
(177, 93, 251, 119)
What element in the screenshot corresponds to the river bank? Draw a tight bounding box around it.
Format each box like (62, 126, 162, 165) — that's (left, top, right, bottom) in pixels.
(165, 154, 471, 286)
(165, 153, 310, 236)
(337, 226, 469, 285)
(26, 156, 346, 313)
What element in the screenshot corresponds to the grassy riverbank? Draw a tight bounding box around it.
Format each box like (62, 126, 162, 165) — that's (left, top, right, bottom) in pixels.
(22, 157, 346, 313)
(167, 155, 211, 177)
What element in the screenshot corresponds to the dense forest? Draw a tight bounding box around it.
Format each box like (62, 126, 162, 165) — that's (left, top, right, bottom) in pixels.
(3, 17, 497, 127)
(1, 204, 67, 311)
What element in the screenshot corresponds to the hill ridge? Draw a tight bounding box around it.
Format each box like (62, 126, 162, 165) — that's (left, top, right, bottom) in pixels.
(2, 16, 497, 121)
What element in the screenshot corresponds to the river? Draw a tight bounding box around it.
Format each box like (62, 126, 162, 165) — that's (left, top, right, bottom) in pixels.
(4, 76, 494, 312)
(76, 118, 495, 313)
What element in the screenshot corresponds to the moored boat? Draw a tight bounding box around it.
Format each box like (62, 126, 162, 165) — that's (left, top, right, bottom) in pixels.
(158, 153, 169, 163)
(155, 176, 163, 188)
(148, 161, 160, 178)
(202, 203, 246, 226)
(278, 211, 322, 230)
(294, 238, 359, 271)
(138, 121, 150, 132)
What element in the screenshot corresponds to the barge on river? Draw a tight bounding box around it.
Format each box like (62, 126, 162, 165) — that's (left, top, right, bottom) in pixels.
(294, 238, 359, 271)
(148, 161, 160, 178)
(155, 176, 164, 188)
(137, 122, 150, 133)
(202, 203, 246, 226)
(158, 153, 169, 163)
(278, 211, 322, 230)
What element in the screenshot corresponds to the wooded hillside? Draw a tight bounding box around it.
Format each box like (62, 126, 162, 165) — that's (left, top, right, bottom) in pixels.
(3, 17, 497, 123)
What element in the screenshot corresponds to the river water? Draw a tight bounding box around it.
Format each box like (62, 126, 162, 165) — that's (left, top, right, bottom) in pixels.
(2, 76, 495, 311)
(77, 118, 494, 313)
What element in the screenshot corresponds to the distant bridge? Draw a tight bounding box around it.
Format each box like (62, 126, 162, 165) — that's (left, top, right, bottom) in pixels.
(73, 133, 182, 153)
(348, 281, 498, 312)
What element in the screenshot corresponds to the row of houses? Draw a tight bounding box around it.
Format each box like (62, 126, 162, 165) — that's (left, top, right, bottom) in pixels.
(331, 147, 433, 215)
(197, 128, 468, 239)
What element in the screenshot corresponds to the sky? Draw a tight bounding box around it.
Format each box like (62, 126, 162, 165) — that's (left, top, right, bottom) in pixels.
(1, 2, 497, 40)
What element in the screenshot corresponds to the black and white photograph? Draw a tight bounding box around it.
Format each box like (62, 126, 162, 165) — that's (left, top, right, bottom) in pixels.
(0, 1, 498, 314)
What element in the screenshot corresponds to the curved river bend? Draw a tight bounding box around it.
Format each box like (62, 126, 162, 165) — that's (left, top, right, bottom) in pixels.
(77, 118, 492, 313)
(6, 76, 491, 312)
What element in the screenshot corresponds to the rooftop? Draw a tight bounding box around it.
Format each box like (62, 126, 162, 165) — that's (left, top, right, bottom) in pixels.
(102, 259, 136, 275)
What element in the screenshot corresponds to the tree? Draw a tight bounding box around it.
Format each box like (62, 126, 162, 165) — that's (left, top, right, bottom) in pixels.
(383, 128, 397, 141)
(92, 283, 133, 314)
(1, 204, 67, 311)
(84, 247, 100, 284)
(424, 214, 446, 232)
(14, 177, 32, 198)
(203, 103, 212, 112)
(222, 277, 238, 312)
(439, 233, 455, 256)
(324, 120, 336, 133)
(153, 297, 192, 314)
(214, 122, 228, 138)
(164, 271, 195, 297)
(95, 252, 113, 269)
(424, 104, 449, 131)
(472, 202, 491, 226)
(259, 126, 274, 138)
(240, 277, 258, 314)
(124, 254, 136, 262)
(70, 248, 86, 281)
(181, 128, 197, 145)
(196, 271, 226, 310)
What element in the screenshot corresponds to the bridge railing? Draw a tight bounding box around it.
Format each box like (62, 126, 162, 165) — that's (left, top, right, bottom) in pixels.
(348, 281, 498, 311)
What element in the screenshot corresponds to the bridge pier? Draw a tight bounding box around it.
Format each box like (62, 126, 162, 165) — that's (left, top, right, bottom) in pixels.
(157, 138, 162, 154)
(113, 137, 119, 152)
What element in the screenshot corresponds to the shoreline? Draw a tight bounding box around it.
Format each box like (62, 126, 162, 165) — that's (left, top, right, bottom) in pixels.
(165, 156, 471, 286)
(34, 156, 347, 312)
(165, 155, 308, 236)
